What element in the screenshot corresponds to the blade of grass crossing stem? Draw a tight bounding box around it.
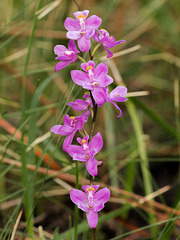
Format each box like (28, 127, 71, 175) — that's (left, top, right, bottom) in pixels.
(126, 98, 157, 238)
(74, 161, 79, 240)
(21, 0, 43, 237)
(105, 103, 119, 187)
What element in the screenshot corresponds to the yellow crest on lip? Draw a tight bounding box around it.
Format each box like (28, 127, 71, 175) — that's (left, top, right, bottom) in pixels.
(85, 65, 93, 71)
(100, 28, 107, 32)
(81, 139, 87, 144)
(77, 14, 86, 19)
(70, 116, 75, 120)
(86, 187, 95, 192)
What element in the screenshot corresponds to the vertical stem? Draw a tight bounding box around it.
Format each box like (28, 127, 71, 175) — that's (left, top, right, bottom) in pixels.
(74, 161, 79, 240)
(93, 228, 97, 240)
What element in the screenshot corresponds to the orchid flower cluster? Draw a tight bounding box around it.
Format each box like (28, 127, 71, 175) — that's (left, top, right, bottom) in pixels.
(51, 10, 127, 230)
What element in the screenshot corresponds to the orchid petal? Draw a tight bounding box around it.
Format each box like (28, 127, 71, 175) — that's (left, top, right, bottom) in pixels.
(78, 35, 91, 52)
(86, 157, 98, 176)
(103, 46, 113, 58)
(71, 70, 89, 87)
(102, 36, 115, 48)
(86, 211, 98, 229)
(70, 189, 89, 212)
(85, 28, 95, 39)
(68, 39, 79, 53)
(64, 114, 70, 125)
(54, 45, 68, 56)
(64, 18, 80, 31)
(108, 86, 127, 100)
(92, 88, 106, 106)
(73, 10, 89, 20)
(81, 61, 95, 72)
(66, 31, 80, 40)
(82, 185, 99, 194)
(50, 124, 73, 135)
(89, 132, 103, 156)
(115, 40, 126, 45)
(63, 133, 75, 151)
(108, 99, 122, 117)
(67, 99, 89, 111)
(75, 116, 86, 131)
(67, 145, 84, 158)
(92, 31, 100, 42)
(85, 15, 102, 29)
(54, 60, 71, 72)
(94, 187, 110, 205)
(94, 63, 108, 79)
(98, 75, 113, 87)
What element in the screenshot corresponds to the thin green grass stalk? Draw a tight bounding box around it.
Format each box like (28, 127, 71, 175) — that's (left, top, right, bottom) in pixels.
(74, 161, 79, 240)
(133, 97, 180, 140)
(21, 0, 43, 237)
(109, 215, 180, 240)
(104, 104, 119, 187)
(126, 98, 157, 238)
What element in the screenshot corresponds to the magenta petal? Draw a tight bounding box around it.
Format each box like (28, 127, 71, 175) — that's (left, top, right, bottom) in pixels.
(115, 40, 126, 45)
(63, 133, 75, 151)
(102, 36, 115, 48)
(75, 116, 86, 131)
(64, 114, 70, 125)
(103, 46, 113, 58)
(109, 86, 127, 100)
(50, 124, 74, 135)
(64, 18, 80, 31)
(66, 31, 80, 40)
(89, 132, 103, 156)
(73, 153, 87, 162)
(81, 61, 95, 72)
(54, 60, 71, 72)
(54, 45, 67, 56)
(94, 187, 110, 205)
(108, 100, 122, 117)
(70, 189, 89, 212)
(67, 99, 89, 111)
(78, 36, 91, 52)
(92, 88, 106, 106)
(82, 185, 99, 194)
(99, 75, 113, 87)
(94, 63, 108, 79)
(85, 28, 95, 39)
(71, 70, 89, 87)
(86, 157, 98, 176)
(67, 145, 84, 158)
(74, 10, 89, 19)
(68, 39, 79, 53)
(92, 31, 100, 42)
(86, 15, 102, 29)
(86, 211, 98, 229)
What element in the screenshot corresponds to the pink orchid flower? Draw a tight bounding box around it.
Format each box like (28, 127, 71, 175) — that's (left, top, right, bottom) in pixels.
(93, 29, 126, 58)
(54, 40, 79, 72)
(67, 132, 103, 176)
(50, 114, 86, 151)
(70, 185, 110, 228)
(71, 60, 113, 105)
(67, 94, 93, 119)
(64, 10, 102, 52)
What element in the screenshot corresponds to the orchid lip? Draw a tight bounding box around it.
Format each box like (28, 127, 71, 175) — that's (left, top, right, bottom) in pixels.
(92, 82, 99, 86)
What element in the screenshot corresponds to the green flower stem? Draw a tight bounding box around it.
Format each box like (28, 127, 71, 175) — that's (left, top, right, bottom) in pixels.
(91, 42, 102, 57)
(77, 55, 86, 63)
